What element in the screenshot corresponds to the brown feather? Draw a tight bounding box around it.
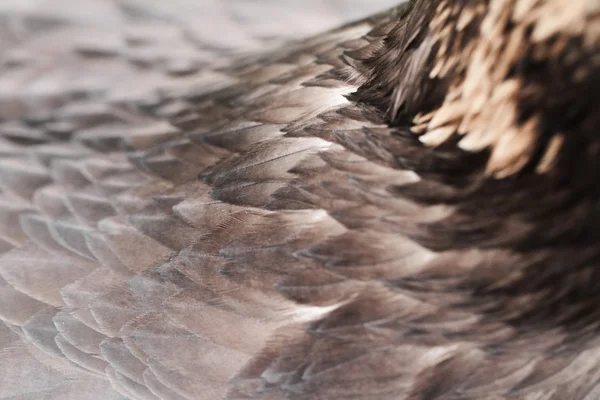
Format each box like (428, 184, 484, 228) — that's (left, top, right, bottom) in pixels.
(0, 0, 599, 399)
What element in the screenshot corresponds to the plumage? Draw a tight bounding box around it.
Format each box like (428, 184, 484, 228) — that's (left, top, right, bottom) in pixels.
(0, 0, 598, 398)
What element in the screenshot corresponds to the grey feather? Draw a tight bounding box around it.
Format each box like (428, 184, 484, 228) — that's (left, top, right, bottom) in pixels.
(0, 0, 598, 399)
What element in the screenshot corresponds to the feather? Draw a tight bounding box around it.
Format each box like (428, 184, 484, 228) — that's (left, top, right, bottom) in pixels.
(0, 0, 599, 399)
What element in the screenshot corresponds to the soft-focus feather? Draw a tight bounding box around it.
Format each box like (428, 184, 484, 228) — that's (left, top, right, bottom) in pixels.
(0, 0, 599, 399)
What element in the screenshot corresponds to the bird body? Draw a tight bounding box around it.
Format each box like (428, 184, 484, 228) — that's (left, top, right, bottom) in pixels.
(0, 0, 599, 399)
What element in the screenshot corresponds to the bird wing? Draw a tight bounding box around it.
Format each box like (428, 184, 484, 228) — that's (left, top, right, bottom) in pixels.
(0, 1, 599, 399)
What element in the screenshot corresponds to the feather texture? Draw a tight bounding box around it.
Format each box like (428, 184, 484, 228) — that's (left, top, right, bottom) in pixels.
(0, 0, 599, 399)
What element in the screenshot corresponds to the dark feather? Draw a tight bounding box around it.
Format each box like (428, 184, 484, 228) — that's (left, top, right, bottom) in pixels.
(0, 0, 599, 399)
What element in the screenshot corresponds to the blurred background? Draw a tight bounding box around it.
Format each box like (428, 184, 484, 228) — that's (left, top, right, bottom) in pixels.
(0, 0, 400, 52)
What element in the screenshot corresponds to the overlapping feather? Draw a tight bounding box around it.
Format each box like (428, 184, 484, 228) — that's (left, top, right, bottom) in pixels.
(0, 0, 598, 399)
